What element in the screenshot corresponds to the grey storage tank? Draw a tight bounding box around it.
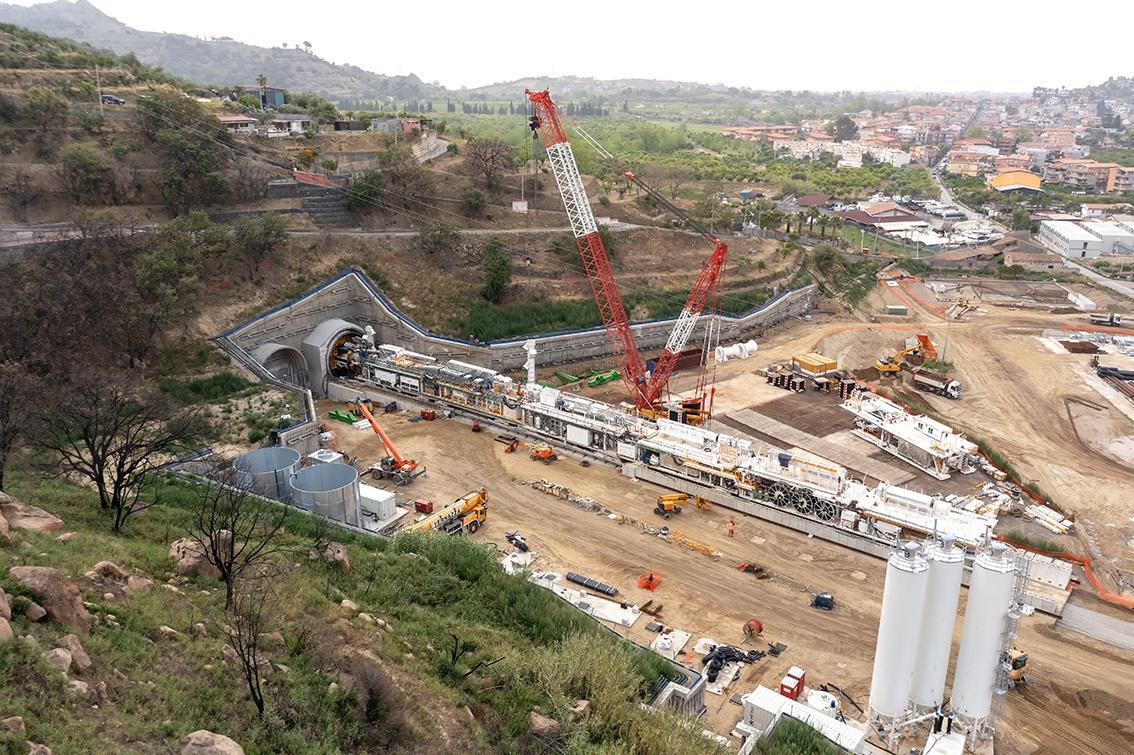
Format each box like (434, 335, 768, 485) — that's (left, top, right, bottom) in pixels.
(290, 462, 361, 527)
(233, 446, 302, 500)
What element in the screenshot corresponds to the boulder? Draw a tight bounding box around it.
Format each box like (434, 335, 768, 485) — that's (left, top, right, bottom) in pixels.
(8, 567, 93, 636)
(570, 699, 592, 719)
(66, 679, 91, 698)
(63, 634, 91, 670)
(258, 631, 284, 648)
(181, 730, 244, 755)
(159, 626, 183, 641)
(0, 493, 65, 533)
(528, 710, 560, 739)
(124, 576, 154, 594)
(357, 612, 375, 624)
(42, 648, 72, 673)
(86, 561, 129, 581)
(323, 542, 350, 572)
(0, 587, 9, 619)
(0, 508, 9, 545)
(339, 599, 358, 612)
(1, 716, 25, 734)
(55, 532, 80, 542)
(24, 602, 46, 622)
(95, 681, 110, 704)
(168, 538, 221, 580)
(221, 645, 238, 665)
(26, 743, 52, 755)
(0, 617, 12, 644)
(192, 622, 208, 637)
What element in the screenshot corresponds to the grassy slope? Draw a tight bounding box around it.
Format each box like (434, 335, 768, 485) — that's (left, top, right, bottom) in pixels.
(0, 472, 720, 755)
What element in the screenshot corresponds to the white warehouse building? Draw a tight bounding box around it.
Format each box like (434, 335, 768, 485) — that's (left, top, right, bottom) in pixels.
(1038, 220, 1102, 259)
(1080, 221, 1134, 255)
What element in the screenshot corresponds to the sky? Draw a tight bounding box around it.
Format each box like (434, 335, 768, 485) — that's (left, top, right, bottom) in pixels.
(9, 0, 1134, 92)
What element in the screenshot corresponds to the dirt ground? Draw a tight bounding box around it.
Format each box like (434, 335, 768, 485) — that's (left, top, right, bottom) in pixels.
(301, 271, 1134, 753)
(322, 403, 1134, 754)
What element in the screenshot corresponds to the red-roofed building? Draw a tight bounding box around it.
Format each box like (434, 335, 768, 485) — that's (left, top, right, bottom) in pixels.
(796, 194, 831, 208)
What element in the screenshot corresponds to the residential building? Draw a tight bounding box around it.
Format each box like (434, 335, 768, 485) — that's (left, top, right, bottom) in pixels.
(1044, 159, 1121, 192)
(216, 114, 259, 134)
(270, 114, 314, 134)
(944, 150, 995, 177)
(773, 140, 910, 168)
(1038, 220, 1103, 258)
(370, 116, 399, 134)
(243, 84, 287, 109)
(1115, 166, 1134, 193)
(333, 120, 367, 131)
(860, 201, 908, 218)
(795, 194, 831, 208)
(1003, 250, 1063, 272)
(1080, 203, 1133, 218)
(995, 154, 1032, 172)
(1080, 221, 1134, 254)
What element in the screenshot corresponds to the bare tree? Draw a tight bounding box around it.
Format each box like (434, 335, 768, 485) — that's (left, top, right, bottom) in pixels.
(661, 165, 694, 200)
(190, 475, 291, 609)
(37, 378, 198, 533)
(224, 578, 273, 718)
(462, 137, 516, 189)
(0, 364, 38, 492)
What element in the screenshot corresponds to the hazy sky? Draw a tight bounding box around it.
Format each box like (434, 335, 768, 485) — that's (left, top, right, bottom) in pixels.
(11, 0, 1134, 92)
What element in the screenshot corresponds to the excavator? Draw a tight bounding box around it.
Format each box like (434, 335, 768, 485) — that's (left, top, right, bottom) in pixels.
(353, 398, 426, 486)
(405, 487, 488, 535)
(875, 335, 937, 376)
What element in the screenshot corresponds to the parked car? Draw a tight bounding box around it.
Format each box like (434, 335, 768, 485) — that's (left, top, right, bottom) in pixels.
(100, 94, 126, 105)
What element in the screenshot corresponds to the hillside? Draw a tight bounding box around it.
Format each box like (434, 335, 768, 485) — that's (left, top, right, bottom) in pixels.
(0, 475, 715, 754)
(0, 0, 437, 101)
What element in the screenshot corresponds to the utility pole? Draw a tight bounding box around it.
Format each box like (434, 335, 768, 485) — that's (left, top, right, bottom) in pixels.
(95, 64, 104, 117)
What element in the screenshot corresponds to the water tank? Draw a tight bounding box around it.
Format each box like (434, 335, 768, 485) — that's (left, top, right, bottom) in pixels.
(868, 542, 929, 720)
(910, 536, 965, 712)
(951, 543, 1016, 722)
(233, 446, 302, 500)
(290, 462, 361, 527)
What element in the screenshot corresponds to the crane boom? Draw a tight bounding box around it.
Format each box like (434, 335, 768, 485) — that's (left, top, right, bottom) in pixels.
(526, 88, 728, 412)
(355, 400, 406, 466)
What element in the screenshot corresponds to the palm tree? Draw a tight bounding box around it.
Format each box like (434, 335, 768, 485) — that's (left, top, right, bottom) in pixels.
(807, 207, 821, 234)
(818, 214, 830, 238)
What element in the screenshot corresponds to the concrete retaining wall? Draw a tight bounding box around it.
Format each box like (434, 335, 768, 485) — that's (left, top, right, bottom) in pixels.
(220, 266, 815, 392)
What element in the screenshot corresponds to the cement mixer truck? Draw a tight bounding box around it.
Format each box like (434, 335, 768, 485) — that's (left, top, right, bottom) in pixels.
(912, 369, 962, 400)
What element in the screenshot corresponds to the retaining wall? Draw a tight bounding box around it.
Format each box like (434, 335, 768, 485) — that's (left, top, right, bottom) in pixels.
(219, 266, 815, 393)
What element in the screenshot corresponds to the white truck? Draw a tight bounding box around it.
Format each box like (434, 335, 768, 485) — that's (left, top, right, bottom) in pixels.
(1088, 312, 1123, 327)
(912, 369, 961, 399)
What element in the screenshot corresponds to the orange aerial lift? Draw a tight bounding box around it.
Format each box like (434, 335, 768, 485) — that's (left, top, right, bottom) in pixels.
(354, 397, 426, 485)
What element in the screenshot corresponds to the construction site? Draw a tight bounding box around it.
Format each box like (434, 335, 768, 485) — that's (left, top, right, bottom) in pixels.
(207, 91, 1134, 754)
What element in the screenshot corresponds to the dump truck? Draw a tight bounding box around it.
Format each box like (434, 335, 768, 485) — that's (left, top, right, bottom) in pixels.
(912, 369, 961, 399)
(1089, 312, 1123, 327)
(405, 487, 488, 535)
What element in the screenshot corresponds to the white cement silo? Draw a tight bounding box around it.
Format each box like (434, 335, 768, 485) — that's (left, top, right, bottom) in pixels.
(950, 543, 1016, 724)
(867, 542, 930, 722)
(909, 536, 965, 712)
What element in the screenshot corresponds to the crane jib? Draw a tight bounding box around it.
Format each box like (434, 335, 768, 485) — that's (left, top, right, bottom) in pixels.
(525, 88, 728, 412)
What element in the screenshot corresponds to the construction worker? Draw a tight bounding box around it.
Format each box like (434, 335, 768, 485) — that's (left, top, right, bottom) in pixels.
(726, 518, 736, 538)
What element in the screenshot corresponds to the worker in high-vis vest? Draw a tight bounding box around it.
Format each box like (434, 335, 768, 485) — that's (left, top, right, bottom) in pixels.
(726, 518, 736, 537)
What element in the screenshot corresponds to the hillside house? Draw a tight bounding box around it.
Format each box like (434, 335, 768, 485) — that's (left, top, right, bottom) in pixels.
(270, 114, 314, 134)
(216, 114, 259, 134)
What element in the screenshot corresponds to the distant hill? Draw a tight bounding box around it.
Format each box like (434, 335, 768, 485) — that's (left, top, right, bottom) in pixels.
(0, 0, 438, 102)
(466, 75, 740, 101)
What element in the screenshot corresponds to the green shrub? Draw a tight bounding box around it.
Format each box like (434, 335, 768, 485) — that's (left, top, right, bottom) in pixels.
(158, 372, 250, 403)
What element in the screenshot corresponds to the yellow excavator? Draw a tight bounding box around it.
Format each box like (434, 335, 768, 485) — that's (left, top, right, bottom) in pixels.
(406, 487, 488, 535)
(875, 343, 922, 375)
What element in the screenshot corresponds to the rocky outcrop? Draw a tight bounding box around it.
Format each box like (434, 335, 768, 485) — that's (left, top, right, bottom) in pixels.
(86, 561, 130, 581)
(1, 716, 25, 734)
(42, 648, 72, 673)
(0, 587, 9, 620)
(8, 566, 92, 636)
(528, 710, 560, 739)
(168, 538, 221, 580)
(0, 493, 65, 533)
(124, 576, 153, 594)
(0, 617, 12, 643)
(63, 634, 91, 670)
(181, 730, 244, 755)
(323, 542, 349, 572)
(0, 508, 9, 545)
